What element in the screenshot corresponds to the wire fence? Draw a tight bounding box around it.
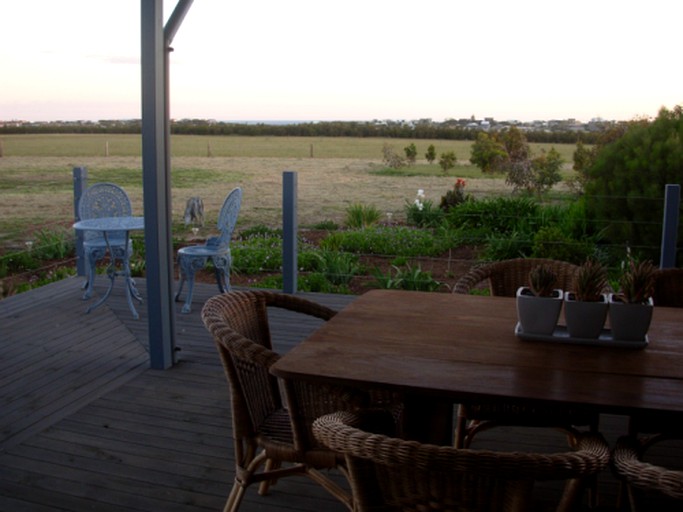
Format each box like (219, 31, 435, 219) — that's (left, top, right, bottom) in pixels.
(1, 187, 681, 298)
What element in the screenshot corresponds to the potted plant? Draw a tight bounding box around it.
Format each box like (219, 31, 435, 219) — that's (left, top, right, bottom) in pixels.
(516, 264, 563, 335)
(609, 257, 657, 341)
(564, 259, 609, 339)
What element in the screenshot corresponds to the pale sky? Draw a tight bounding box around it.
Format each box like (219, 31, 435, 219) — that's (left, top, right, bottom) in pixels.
(1, 0, 681, 123)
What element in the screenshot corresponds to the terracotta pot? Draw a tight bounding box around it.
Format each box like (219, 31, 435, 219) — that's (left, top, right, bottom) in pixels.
(516, 286, 563, 335)
(608, 294, 654, 342)
(564, 292, 609, 339)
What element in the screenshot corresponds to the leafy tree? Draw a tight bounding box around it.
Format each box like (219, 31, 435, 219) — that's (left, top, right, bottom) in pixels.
(438, 151, 457, 174)
(507, 147, 563, 195)
(469, 132, 507, 173)
(501, 126, 530, 162)
(570, 125, 635, 193)
(471, 127, 563, 194)
(584, 106, 683, 262)
(425, 144, 436, 164)
(404, 143, 417, 164)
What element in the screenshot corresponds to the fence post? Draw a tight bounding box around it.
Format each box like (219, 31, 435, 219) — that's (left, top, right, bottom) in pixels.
(282, 171, 298, 293)
(73, 167, 88, 276)
(660, 184, 681, 268)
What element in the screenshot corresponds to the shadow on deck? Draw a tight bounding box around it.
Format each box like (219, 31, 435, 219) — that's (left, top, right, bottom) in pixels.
(1, 277, 680, 511)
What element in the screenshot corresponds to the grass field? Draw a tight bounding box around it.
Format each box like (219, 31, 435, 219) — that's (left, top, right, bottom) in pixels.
(0, 134, 578, 249)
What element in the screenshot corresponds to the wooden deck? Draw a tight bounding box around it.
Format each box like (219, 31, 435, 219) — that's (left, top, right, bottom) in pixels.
(1, 277, 680, 511)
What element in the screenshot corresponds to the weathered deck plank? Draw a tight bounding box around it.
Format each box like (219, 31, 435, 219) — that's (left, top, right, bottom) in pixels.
(1, 278, 681, 511)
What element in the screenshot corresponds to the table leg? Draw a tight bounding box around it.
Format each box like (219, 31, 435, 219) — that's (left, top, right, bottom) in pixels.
(122, 242, 143, 319)
(85, 233, 117, 315)
(84, 229, 142, 319)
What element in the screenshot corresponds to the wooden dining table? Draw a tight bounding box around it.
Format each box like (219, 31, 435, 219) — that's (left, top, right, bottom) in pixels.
(271, 289, 683, 442)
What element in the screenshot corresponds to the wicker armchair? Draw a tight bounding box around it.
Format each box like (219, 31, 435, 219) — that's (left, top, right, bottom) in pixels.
(201, 290, 354, 512)
(313, 410, 610, 512)
(612, 434, 683, 511)
(652, 268, 683, 307)
(453, 257, 579, 296)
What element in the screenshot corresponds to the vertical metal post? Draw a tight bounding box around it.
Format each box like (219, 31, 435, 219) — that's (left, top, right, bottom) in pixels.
(72, 167, 87, 276)
(283, 171, 298, 294)
(660, 184, 681, 268)
(141, 0, 176, 369)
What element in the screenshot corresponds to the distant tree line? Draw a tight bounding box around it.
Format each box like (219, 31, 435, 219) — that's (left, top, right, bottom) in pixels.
(0, 118, 603, 144)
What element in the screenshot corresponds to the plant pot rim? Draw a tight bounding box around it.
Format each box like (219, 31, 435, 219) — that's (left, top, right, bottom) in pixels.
(608, 293, 654, 306)
(517, 286, 563, 299)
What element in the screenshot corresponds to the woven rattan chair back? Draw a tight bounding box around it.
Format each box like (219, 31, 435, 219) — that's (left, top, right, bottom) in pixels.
(454, 258, 579, 296)
(314, 411, 610, 512)
(201, 290, 353, 512)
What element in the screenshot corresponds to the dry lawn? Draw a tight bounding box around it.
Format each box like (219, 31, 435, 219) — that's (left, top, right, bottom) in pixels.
(0, 155, 515, 242)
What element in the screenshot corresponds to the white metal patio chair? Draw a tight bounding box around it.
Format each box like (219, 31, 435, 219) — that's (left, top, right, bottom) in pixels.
(175, 187, 242, 313)
(77, 182, 133, 300)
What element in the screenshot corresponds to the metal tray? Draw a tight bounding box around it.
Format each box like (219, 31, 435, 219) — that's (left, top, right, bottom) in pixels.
(515, 323, 648, 349)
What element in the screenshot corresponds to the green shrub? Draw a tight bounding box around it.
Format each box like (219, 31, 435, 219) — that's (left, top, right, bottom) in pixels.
(405, 199, 443, 228)
(299, 272, 337, 293)
(446, 197, 540, 235)
(232, 232, 283, 273)
(439, 178, 468, 212)
(530, 226, 592, 263)
(345, 203, 382, 229)
(32, 228, 74, 260)
(311, 220, 339, 230)
(439, 151, 457, 173)
(240, 224, 282, 238)
(1, 250, 40, 274)
(320, 226, 458, 258)
(480, 230, 533, 261)
(371, 264, 444, 292)
(313, 250, 360, 285)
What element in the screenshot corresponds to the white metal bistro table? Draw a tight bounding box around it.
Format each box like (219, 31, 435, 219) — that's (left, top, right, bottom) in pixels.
(73, 216, 144, 319)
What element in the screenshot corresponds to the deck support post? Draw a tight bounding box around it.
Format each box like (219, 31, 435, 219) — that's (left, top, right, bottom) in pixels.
(660, 184, 680, 268)
(72, 167, 88, 277)
(283, 171, 298, 294)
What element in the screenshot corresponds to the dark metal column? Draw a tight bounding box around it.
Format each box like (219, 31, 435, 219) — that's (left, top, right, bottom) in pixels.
(141, 0, 175, 369)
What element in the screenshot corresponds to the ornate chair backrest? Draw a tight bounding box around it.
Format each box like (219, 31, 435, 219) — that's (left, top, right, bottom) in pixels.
(78, 183, 132, 242)
(214, 187, 242, 248)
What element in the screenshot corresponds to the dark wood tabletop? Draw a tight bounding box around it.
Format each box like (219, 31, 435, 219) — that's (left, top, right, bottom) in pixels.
(271, 289, 683, 417)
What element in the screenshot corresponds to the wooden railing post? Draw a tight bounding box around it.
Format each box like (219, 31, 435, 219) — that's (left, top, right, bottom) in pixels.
(72, 167, 88, 276)
(660, 184, 681, 268)
(282, 171, 298, 294)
